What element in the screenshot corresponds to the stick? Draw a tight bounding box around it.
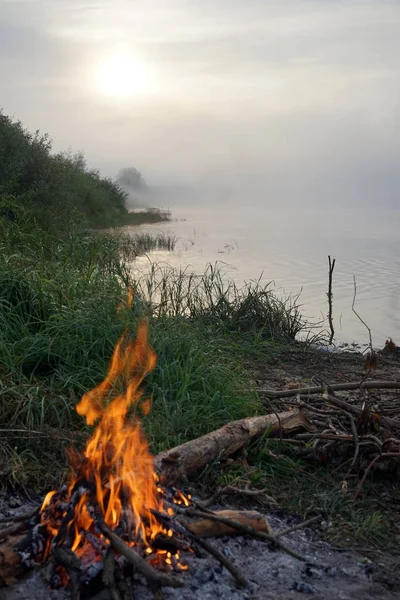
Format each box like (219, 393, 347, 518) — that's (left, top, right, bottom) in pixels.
(322, 394, 400, 430)
(327, 256, 336, 344)
(354, 452, 400, 499)
(96, 518, 183, 589)
(202, 485, 277, 508)
(275, 515, 322, 539)
(344, 416, 360, 478)
(53, 547, 81, 600)
(184, 508, 306, 562)
(352, 275, 373, 353)
(258, 380, 400, 399)
(103, 548, 121, 600)
(195, 536, 247, 588)
(0, 507, 39, 525)
(0, 521, 28, 541)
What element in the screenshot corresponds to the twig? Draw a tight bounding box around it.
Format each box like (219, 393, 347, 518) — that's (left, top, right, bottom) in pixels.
(103, 548, 121, 600)
(355, 452, 400, 499)
(202, 485, 277, 508)
(275, 515, 322, 539)
(344, 416, 359, 479)
(327, 256, 336, 344)
(184, 508, 306, 562)
(97, 518, 184, 589)
(53, 547, 81, 600)
(0, 507, 39, 524)
(352, 275, 373, 353)
(258, 380, 400, 399)
(0, 520, 29, 540)
(322, 393, 400, 430)
(195, 536, 247, 588)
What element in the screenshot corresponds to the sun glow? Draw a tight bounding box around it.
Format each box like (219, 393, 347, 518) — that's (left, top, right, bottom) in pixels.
(95, 51, 149, 98)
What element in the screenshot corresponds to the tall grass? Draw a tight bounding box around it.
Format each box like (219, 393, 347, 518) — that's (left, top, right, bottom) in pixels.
(132, 262, 308, 341)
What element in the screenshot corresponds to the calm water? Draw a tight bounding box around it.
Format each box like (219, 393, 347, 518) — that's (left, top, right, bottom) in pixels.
(130, 205, 400, 346)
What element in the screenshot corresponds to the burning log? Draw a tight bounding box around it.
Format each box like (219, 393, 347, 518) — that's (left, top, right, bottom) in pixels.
(155, 410, 311, 485)
(96, 518, 183, 589)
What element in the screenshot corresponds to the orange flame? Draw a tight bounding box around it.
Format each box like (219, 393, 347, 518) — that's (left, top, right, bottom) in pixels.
(72, 318, 161, 541)
(39, 293, 190, 576)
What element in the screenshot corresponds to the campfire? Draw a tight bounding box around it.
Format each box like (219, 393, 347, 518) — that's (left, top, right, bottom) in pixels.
(1, 295, 319, 597)
(18, 309, 195, 594)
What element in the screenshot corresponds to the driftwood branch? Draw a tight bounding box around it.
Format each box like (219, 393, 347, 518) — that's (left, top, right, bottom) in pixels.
(155, 411, 310, 486)
(258, 380, 400, 399)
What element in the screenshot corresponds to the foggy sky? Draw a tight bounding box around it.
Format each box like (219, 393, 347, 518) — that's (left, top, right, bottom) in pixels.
(1, 0, 399, 206)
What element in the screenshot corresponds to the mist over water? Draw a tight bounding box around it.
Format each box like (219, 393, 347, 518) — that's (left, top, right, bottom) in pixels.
(131, 203, 400, 346)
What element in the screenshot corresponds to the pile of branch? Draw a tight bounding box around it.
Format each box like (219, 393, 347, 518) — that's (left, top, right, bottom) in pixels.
(259, 380, 400, 497)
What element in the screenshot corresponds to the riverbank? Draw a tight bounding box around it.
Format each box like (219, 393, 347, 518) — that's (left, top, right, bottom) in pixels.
(1, 224, 399, 553)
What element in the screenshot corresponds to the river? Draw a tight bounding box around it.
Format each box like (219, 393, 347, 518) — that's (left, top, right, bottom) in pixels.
(129, 204, 400, 346)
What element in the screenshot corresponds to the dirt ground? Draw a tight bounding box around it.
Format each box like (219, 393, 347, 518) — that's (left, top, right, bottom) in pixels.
(1, 493, 400, 600)
(251, 344, 399, 395)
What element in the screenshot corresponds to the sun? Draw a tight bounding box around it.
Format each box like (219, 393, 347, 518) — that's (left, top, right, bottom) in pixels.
(95, 51, 149, 99)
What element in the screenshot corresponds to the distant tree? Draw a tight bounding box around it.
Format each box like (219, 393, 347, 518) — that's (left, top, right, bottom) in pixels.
(116, 167, 148, 192)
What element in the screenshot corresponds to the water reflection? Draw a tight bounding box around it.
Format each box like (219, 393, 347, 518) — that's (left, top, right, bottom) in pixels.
(128, 205, 400, 346)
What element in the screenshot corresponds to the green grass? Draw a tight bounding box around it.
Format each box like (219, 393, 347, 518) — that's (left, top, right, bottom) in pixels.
(1, 222, 282, 488)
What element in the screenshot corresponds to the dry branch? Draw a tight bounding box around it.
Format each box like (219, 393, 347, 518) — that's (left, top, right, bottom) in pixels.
(194, 536, 247, 588)
(327, 256, 336, 344)
(258, 380, 400, 400)
(155, 410, 310, 485)
(202, 485, 277, 508)
(354, 452, 400, 499)
(322, 394, 400, 430)
(275, 515, 322, 539)
(0, 522, 28, 542)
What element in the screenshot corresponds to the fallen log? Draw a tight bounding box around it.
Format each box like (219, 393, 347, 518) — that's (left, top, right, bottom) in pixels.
(183, 509, 270, 538)
(155, 410, 310, 485)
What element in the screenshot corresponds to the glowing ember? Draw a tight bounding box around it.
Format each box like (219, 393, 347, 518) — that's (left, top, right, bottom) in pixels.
(37, 298, 191, 585)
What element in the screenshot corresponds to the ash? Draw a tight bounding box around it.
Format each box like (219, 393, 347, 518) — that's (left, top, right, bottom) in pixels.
(2, 497, 399, 600)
